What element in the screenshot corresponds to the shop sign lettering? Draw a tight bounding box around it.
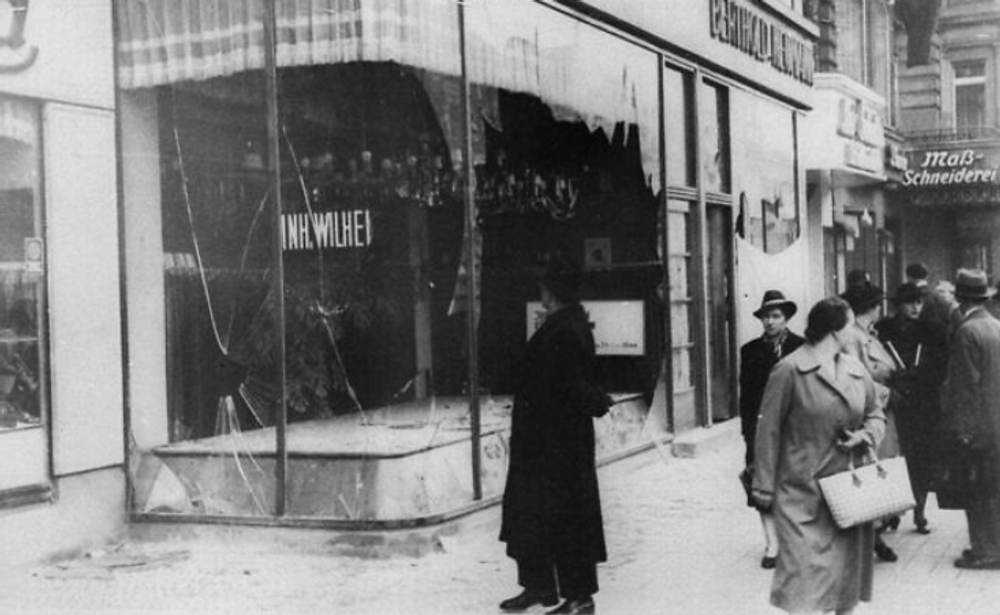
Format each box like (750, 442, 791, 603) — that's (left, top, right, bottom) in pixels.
(708, 0, 814, 85)
(902, 149, 1000, 188)
(0, 0, 38, 73)
(281, 210, 372, 251)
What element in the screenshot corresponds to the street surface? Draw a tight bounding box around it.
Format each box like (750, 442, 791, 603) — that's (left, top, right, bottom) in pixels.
(1, 437, 998, 614)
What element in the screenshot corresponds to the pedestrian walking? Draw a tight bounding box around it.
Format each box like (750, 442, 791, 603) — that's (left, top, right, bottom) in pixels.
(840, 280, 901, 562)
(753, 296, 885, 615)
(941, 268, 1000, 570)
(875, 282, 949, 533)
(739, 290, 805, 569)
(499, 254, 610, 615)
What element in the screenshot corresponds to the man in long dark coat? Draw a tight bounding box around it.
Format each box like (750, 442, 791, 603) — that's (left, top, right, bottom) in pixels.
(942, 268, 1000, 569)
(500, 255, 609, 615)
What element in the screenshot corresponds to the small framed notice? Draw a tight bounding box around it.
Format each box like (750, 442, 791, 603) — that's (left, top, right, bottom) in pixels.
(527, 300, 645, 356)
(24, 237, 43, 274)
(584, 237, 611, 268)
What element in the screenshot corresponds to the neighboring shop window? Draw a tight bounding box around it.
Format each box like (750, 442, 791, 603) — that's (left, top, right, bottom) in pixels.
(732, 89, 798, 254)
(664, 65, 694, 188)
(667, 200, 694, 399)
(954, 60, 986, 130)
(0, 97, 47, 493)
(700, 81, 730, 195)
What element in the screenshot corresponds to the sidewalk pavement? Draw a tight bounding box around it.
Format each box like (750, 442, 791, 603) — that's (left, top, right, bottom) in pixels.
(2, 434, 999, 615)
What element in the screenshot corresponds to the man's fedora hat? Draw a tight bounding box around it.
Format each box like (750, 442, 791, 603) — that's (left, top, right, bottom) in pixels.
(753, 290, 797, 319)
(840, 281, 885, 314)
(954, 268, 996, 300)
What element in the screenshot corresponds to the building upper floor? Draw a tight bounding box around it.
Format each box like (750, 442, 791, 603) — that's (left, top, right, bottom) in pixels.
(897, 0, 1000, 144)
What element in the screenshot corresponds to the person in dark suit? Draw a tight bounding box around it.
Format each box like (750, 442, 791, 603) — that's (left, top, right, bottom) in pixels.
(942, 269, 1000, 569)
(875, 282, 949, 533)
(499, 254, 610, 615)
(740, 290, 805, 569)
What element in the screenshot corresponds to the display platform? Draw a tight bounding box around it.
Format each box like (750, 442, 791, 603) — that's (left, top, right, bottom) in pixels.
(133, 394, 666, 524)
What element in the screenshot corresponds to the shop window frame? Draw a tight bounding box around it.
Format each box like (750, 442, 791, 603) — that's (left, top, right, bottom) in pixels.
(0, 94, 53, 509)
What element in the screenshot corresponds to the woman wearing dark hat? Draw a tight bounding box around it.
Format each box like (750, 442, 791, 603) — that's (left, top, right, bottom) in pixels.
(875, 282, 949, 533)
(499, 254, 610, 615)
(840, 281, 902, 561)
(739, 290, 805, 569)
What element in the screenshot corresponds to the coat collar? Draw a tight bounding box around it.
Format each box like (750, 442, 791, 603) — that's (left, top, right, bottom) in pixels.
(960, 305, 990, 323)
(792, 344, 867, 404)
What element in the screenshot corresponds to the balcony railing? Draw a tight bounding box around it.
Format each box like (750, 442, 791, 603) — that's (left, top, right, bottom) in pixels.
(904, 125, 1000, 145)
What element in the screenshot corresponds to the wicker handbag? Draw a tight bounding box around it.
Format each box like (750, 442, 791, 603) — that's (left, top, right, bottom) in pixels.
(817, 451, 916, 529)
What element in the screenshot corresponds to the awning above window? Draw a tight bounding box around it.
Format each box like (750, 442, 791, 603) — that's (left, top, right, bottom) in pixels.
(117, 0, 660, 190)
(116, 0, 462, 89)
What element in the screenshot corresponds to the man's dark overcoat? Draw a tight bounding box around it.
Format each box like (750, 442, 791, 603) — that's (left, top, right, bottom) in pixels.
(942, 307, 1000, 555)
(739, 332, 805, 467)
(874, 315, 948, 490)
(500, 303, 607, 565)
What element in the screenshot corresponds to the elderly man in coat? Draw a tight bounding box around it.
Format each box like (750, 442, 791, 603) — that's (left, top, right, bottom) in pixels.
(943, 268, 1000, 570)
(499, 254, 610, 615)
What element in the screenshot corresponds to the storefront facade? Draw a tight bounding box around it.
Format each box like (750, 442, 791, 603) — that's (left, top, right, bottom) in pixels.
(803, 73, 897, 297)
(900, 140, 1000, 279)
(0, 0, 819, 565)
(113, 0, 818, 527)
(799, 0, 903, 298)
(0, 0, 126, 568)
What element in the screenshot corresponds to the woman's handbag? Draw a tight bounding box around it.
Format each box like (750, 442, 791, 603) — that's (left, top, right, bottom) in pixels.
(817, 450, 916, 529)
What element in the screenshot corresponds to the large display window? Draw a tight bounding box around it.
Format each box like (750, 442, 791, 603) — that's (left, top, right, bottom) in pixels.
(732, 89, 799, 254)
(0, 97, 48, 494)
(121, 0, 671, 523)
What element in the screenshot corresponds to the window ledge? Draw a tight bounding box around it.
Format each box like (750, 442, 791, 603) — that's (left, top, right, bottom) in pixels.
(0, 484, 53, 511)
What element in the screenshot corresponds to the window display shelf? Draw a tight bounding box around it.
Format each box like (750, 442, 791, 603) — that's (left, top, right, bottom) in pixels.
(0, 336, 37, 344)
(135, 393, 656, 521)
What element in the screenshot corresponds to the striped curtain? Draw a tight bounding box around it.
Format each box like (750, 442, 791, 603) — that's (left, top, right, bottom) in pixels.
(116, 0, 462, 89)
(116, 0, 659, 189)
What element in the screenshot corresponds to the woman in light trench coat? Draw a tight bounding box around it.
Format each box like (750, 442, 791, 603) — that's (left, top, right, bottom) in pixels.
(840, 281, 902, 562)
(754, 297, 886, 615)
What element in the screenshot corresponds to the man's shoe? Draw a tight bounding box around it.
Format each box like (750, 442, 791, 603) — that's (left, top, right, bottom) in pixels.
(500, 590, 559, 611)
(955, 555, 1000, 570)
(546, 597, 595, 615)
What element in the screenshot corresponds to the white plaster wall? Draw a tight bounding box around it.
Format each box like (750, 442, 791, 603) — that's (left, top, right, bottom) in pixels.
(0, 468, 126, 571)
(120, 91, 169, 450)
(44, 103, 125, 476)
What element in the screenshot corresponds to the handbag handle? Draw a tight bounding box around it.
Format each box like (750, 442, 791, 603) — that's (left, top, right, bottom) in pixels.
(847, 446, 887, 487)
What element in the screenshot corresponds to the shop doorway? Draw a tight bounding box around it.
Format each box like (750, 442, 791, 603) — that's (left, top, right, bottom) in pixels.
(707, 205, 734, 421)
